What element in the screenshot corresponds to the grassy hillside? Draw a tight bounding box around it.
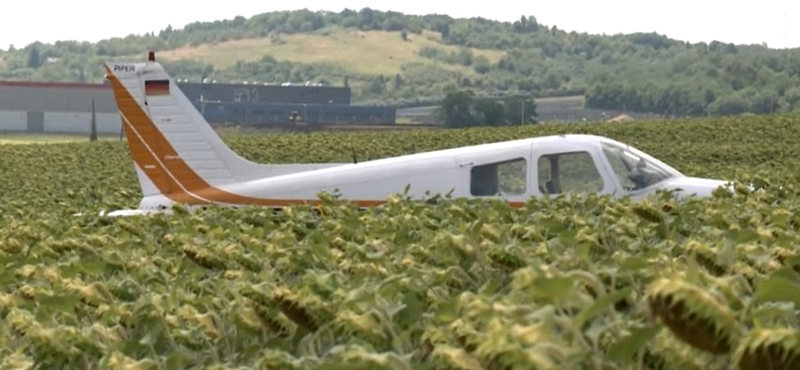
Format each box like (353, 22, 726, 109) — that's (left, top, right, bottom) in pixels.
(1, 8, 799, 116)
(155, 27, 506, 77)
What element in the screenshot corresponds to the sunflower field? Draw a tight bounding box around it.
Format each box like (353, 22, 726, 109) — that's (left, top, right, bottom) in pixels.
(2, 114, 800, 369)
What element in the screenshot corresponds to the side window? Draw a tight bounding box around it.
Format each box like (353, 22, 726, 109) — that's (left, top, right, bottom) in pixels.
(470, 158, 527, 196)
(602, 146, 635, 190)
(537, 151, 604, 194)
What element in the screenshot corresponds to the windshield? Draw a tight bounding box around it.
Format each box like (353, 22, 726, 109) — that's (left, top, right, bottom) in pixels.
(601, 141, 680, 192)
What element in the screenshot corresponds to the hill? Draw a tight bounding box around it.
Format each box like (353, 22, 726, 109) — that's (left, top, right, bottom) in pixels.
(1, 8, 799, 117)
(155, 27, 506, 77)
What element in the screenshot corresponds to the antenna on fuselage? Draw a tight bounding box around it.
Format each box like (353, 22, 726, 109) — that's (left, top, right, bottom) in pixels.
(351, 144, 358, 164)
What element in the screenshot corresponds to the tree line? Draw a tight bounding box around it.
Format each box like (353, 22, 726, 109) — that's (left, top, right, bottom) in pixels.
(434, 90, 538, 128)
(1, 8, 799, 117)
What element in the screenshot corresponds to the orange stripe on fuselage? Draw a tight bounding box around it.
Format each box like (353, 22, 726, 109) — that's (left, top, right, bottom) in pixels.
(106, 66, 526, 209)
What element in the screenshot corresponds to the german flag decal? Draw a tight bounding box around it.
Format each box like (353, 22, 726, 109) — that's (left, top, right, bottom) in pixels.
(145, 79, 170, 96)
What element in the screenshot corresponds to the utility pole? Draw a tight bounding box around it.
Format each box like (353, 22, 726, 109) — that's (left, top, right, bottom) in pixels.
(89, 99, 97, 142)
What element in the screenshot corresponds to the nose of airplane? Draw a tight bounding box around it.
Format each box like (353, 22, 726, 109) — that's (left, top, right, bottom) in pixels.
(660, 176, 730, 198)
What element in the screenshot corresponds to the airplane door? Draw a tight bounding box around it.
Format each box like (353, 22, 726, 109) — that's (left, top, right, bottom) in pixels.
(457, 151, 531, 203)
(530, 141, 617, 197)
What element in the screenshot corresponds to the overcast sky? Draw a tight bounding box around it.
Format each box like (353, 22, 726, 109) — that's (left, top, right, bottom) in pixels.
(1, 1, 798, 50)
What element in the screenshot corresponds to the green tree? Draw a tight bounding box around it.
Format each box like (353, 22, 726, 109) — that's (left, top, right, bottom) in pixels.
(27, 45, 41, 68)
(393, 74, 403, 90)
(708, 93, 749, 115)
(473, 55, 490, 74)
(435, 90, 476, 128)
(436, 90, 538, 128)
(472, 98, 505, 125)
(500, 96, 537, 125)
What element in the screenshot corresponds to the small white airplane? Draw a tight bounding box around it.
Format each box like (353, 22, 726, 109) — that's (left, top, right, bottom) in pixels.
(97, 52, 729, 217)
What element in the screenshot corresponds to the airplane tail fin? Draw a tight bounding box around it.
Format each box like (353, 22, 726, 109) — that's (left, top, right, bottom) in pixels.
(104, 52, 344, 207)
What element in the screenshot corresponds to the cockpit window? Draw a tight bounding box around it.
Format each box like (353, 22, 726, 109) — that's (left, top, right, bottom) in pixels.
(601, 142, 677, 192)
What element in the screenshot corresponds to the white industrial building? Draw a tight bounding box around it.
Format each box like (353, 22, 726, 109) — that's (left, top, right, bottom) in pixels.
(0, 81, 122, 135)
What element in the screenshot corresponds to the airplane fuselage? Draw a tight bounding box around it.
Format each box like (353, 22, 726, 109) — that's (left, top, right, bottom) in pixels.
(132, 134, 728, 213)
(97, 53, 730, 217)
